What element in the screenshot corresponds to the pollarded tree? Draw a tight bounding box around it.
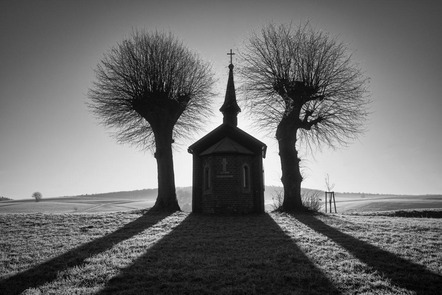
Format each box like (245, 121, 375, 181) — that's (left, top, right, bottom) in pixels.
(88, 30, 215, 212)
(239, 23, 369, 212)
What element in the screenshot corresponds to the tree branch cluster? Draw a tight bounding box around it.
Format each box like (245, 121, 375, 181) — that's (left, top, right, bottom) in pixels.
(239, 23, 370, 150)
(88, 30, 215, 150)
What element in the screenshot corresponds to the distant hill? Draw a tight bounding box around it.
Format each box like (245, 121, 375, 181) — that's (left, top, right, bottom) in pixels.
(62, 186, 322, 212)
(61, 187, 193, 212)
(65, 187, 441, 204)
(1, 187, 440, 214)
(66, 189, 159, 201)
(6, 187, 441, 204)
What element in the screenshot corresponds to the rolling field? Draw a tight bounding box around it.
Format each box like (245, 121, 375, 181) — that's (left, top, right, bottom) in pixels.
(332, 193, 442, 213)
(1, 187, 441, 214)
(0, 188, 186, 214)
(0, 197, 156, 214)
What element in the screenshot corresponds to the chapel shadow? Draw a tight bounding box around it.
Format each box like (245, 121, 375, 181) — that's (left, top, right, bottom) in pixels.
(0, 209, 172, 295)
(97, 213, 340, 295)
(294, 214, 442, 295)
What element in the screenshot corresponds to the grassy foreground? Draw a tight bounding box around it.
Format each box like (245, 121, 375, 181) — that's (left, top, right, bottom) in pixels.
(0, 210, 441, 294)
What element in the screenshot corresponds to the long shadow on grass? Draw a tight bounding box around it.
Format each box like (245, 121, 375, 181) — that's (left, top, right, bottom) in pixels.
(96, 213, 340, 295)
(294, 214, 442, 295)
(0, 210, 172, 295)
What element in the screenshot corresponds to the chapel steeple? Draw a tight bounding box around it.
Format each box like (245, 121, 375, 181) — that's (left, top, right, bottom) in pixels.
(219, 49, 241, 127)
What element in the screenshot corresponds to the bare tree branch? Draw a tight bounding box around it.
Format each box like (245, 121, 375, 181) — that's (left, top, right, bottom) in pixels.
(239, 23, 370, 150)
(88, 30, 215, 151)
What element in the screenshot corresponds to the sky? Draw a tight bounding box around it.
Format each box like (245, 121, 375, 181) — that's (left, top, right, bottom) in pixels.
(1, 0, 441, 199)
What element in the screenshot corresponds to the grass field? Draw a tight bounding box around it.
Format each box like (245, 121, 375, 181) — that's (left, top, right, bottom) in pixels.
(1, 209, 441, 294)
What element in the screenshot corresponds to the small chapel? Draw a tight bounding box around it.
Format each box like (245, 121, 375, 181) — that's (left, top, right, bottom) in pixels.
(188, 51, 267, 214)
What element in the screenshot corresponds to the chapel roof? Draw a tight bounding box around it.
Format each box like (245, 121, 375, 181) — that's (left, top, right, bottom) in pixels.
(200, 137, 254, 156)
(188, 123, 266, 158)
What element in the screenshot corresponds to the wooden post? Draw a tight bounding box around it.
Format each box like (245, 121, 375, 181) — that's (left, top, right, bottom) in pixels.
(325, 191, 337, 213)
(329, 193, 332, 213)
(324, 191, 327, 212)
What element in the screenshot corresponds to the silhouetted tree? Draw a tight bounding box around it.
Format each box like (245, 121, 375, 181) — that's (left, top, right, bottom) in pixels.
(239, 23, 369, 212)
(32, 192, 42, 202)
(88, 30, 215, 211)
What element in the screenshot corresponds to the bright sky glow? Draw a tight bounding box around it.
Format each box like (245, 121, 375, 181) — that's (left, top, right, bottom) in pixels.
(1, 0, 441, 199)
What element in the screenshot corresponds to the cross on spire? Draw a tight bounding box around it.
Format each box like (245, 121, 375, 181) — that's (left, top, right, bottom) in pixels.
(227, 49, 235, 65)
(220, 48, 241, 126)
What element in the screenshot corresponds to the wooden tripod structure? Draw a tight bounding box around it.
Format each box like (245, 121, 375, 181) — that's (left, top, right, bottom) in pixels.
(325, 191, 337, 213)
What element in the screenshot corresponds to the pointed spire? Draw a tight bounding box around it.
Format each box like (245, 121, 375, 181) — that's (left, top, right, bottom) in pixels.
(220, 50, 241, 126)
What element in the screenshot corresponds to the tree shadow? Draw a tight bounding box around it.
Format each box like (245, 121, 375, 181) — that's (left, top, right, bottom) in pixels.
(293, 214, 442, 295)
(96, 213, 340, 295)
(0, 210, 172, 295)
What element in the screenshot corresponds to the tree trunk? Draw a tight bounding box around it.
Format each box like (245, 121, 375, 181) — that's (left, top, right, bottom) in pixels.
(276, 123, 304, 212)
(151, 126, 180, 212)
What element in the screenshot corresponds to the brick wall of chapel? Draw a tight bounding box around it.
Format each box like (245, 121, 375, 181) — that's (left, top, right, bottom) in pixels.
(200, 154, 257, 214)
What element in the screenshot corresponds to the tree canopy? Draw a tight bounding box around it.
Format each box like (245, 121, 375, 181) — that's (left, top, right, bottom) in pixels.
(89, 30, 215, 151)
(240, 23, 370, 150)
